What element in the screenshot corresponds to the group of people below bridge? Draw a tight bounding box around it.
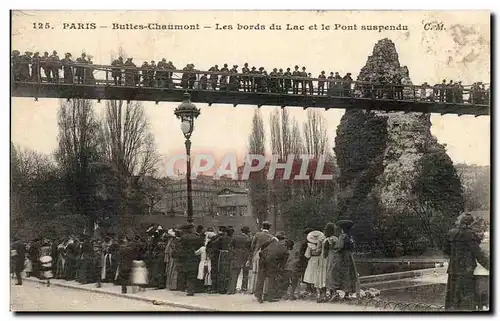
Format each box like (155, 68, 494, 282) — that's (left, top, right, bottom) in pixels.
(10, 212, 490, 311)
(11, 220, 362, 304)
(11, 50, 490, 105)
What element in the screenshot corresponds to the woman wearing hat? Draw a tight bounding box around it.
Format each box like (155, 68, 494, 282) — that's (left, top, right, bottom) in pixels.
(444, 213, 489, 311)
(330, 220, 359, 299)
(195, 231, 217, 292)
(322, 223, 339, 301)
(164, 229, 180, 291)
(303, 230, 325, 301)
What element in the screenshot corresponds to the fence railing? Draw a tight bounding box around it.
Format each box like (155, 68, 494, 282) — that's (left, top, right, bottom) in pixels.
(12, 61, 491, 106)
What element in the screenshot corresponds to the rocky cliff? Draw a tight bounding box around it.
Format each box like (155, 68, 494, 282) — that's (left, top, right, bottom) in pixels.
(334, 39, 464, 256)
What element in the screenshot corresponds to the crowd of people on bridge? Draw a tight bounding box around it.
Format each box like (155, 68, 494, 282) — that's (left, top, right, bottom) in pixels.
(11, 49, 490, 105)
(11, 220, 363, 304)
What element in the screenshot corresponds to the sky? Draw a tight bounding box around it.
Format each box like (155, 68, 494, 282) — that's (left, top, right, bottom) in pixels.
(11, 10, 491, 173)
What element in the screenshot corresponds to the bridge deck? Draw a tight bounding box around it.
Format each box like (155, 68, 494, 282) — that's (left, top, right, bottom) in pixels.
(11, 82, 490, 116)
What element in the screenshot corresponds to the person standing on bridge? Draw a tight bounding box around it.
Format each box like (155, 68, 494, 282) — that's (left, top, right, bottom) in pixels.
(269, 68, 279, 93)
(317, 71, 326, 95)
(111, 56, 124, 86)
(199, 73, 208, 90)
(189, 64, 198, 89)
(148, 61, 157, 87)
(439, 79, 446, 102)
(49, 51, 60, 83)
(241, 63, 250, 92)
(209, 64, 219, 90)
(300, 67, 308, 95)
(455, 81, 464, 104)
(40, 52, 51, 83)
(249, 67, 258, 92)
(124, 58, 137, 86)
(156, 59, 166, 88)
(277, 68, 284, 93)
(31, 52, 41, 82)
(283, 68, 292, 94)
(140, 61, 149, 87)
(342, 73, 353, 97)
(61, 53, 74, 84)
(19, 51, 32, 81)
(11, 50, 21, 82)
(85, 56, 96, 85)
(292, 65, 300, 94)
(75, 53, 87, 84)
(228, 65, 239, 91)
(446, 80, 455, 103)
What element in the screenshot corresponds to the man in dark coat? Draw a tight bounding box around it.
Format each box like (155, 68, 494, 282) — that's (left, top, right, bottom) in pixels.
(177, 224, 203, 296)
(444, 213, 489, 311)
(11, 236, 26, 285)
(111, 56, 124, 86)
(254, 232, 289, 303)
(117, 236, 136, 294)
(227, 226, 251, 294)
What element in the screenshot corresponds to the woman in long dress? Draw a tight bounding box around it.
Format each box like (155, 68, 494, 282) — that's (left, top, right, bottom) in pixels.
(195, 232, 216, 292)
(324, 223, 340, 300)
(302, 230, 325, 302)
(330, 220, 359, 299)
(164, 229, 180, 290)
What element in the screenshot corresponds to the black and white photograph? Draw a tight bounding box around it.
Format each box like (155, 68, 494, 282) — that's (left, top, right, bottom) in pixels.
(9, 10, 491, 312)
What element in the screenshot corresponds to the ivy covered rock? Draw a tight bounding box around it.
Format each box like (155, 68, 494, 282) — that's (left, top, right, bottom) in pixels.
(334, 38, 464, 256)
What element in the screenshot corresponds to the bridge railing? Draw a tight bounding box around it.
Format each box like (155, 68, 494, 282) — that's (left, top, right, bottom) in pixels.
(12, 61, 491, 106)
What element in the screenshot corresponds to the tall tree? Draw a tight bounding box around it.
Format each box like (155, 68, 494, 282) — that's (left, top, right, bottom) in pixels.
(98, 100, 161, 215)
(302, 110, 335, 197)
(55, 99, 101, 234)
(248, 109, 268, 224)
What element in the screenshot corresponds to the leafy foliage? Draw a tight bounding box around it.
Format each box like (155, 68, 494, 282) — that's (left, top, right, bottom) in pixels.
(282, 195, 337, 241)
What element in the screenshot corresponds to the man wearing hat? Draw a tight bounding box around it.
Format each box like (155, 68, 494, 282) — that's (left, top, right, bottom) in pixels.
(292, 65, 300, 94)
(228, 65, 239, 91)
(30, 52, 41, 82)
(49, 50, 60, 83)
(178, 223, 204, 296)
(111, 56, 124, 86)
(61, 53, 74, 84)
(254, 231, 288, 303)
(241, 63, 250, 91)
(317, 71, 326, 95)
(208, 64, 219, 90)
(342, 72, 353, 97)
(249, 221, 273, 294)
(75, 53, 87, 84)
(19, 51, 32, 81)
(227, 226, 252, 294)
(269, 68, 279, 93)
(116, 236, 137, 294)
(11, 236, 26, 285)
(124, 57, 137, 86)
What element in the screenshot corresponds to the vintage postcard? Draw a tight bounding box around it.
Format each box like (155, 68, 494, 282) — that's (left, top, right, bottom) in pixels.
(10, 10, 490, 312)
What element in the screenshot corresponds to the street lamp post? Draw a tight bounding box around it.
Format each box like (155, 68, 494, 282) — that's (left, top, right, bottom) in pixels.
(174, 92, 200, 223)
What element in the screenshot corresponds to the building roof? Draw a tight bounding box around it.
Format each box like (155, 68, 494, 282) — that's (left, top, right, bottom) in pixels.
(217, 187, 248, 195)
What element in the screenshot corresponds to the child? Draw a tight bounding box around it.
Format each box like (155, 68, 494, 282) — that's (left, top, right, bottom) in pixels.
(131, 260, 148, 293)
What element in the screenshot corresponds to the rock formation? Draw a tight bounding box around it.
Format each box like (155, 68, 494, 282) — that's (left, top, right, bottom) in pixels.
(334, 39, 464, 256)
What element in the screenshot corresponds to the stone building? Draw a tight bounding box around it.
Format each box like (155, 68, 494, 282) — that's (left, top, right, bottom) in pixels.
(216, 187, 252, 217)
(163, 174, 243, 218)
